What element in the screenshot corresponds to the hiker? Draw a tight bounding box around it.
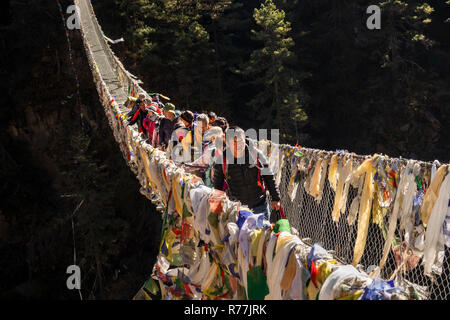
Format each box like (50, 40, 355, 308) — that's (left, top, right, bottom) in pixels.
(185, 126, 224, 187)
(207, 111, 217, 125)
(178, 110, 194, 130)
(157, 103, 177, 150)
(210, 116, 229, 153)
(197, 113, 210, 135)
(143, 103, 161, 146)
(181, 113, 209, 162)
(212, 126, 281, 219)
(151, 93, 161, 106)
(211, 116, 229, 133)
(166, 110, 193, 162)
(127, 93, 146, 119)
(127, 98, 150, 136)
(190, 126, 223, 167)
(150, 93, 164, 114)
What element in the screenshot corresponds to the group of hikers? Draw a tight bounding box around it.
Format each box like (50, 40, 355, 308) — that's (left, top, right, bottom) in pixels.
(124, 93, 281, 220)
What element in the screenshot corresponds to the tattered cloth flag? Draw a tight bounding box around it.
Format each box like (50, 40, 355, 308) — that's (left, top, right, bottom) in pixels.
(103, 34, 125, 44)
(149, 92, 171, 101)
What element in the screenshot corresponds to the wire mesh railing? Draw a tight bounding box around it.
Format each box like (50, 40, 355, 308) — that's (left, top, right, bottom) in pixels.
(263, 143, 448, 300)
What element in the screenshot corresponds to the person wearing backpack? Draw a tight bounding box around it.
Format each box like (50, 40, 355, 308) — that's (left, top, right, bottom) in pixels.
(142, 103, 161, 146)
(211, 117, 229, 133)
(127, 98, 151, 136)
(157, 103, 177, 150)
(126, 93, 146, 119)
(207, 111, 217, 125)
(184, 126, 223, 187)
(212, 126, 281, 219)
(166, 110, 193, 162)
(182, 113, 209, 163)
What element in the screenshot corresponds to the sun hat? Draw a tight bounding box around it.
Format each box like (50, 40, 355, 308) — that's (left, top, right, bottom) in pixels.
(163, 103, 175, 111)
(146, 103, 157, 113)
(162, 103, 176, 115)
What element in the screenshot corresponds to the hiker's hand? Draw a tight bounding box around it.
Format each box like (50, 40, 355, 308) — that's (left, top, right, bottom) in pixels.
(271, 201, 281, 211)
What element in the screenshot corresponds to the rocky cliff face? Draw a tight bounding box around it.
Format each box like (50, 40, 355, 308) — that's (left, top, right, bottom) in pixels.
(0, 0, 160, 299)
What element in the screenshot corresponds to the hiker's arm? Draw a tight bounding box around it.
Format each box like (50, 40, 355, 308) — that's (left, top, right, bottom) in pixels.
(263, 173, 280, 202)
(256, 150, 280, 202)
(128, 118, 137, 126)
(212, 162, 224, 190)
(128, 110, 140, 126)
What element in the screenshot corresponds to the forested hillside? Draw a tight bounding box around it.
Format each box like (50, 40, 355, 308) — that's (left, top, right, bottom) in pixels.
(94, 0, 450, 161)
(0, 0, 161, 299)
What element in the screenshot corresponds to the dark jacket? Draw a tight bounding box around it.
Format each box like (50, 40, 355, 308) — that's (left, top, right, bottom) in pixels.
(127, 99, 142, 118)
(158, 116, 177, 148)
(212, 145, 280, 209)
(128, 107, 148, 135)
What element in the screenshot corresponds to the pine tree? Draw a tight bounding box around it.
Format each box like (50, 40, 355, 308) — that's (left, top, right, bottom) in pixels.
(242, 0, 306, 141)
(113, 0, 216, 109)
(205, 0, 260, 121)
(97, 0, 450, 159)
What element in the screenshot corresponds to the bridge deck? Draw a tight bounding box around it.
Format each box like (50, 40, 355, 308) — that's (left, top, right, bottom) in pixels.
(77, 0, 128, 106)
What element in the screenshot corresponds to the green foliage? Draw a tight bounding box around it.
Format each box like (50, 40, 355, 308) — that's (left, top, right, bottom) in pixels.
(112, 0, 229, 109)
(241, 0, 306, 140)
(97, 0, 450, 159)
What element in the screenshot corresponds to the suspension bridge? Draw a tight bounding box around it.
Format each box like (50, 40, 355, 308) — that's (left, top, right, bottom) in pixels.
(74, 0, 449, 300)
